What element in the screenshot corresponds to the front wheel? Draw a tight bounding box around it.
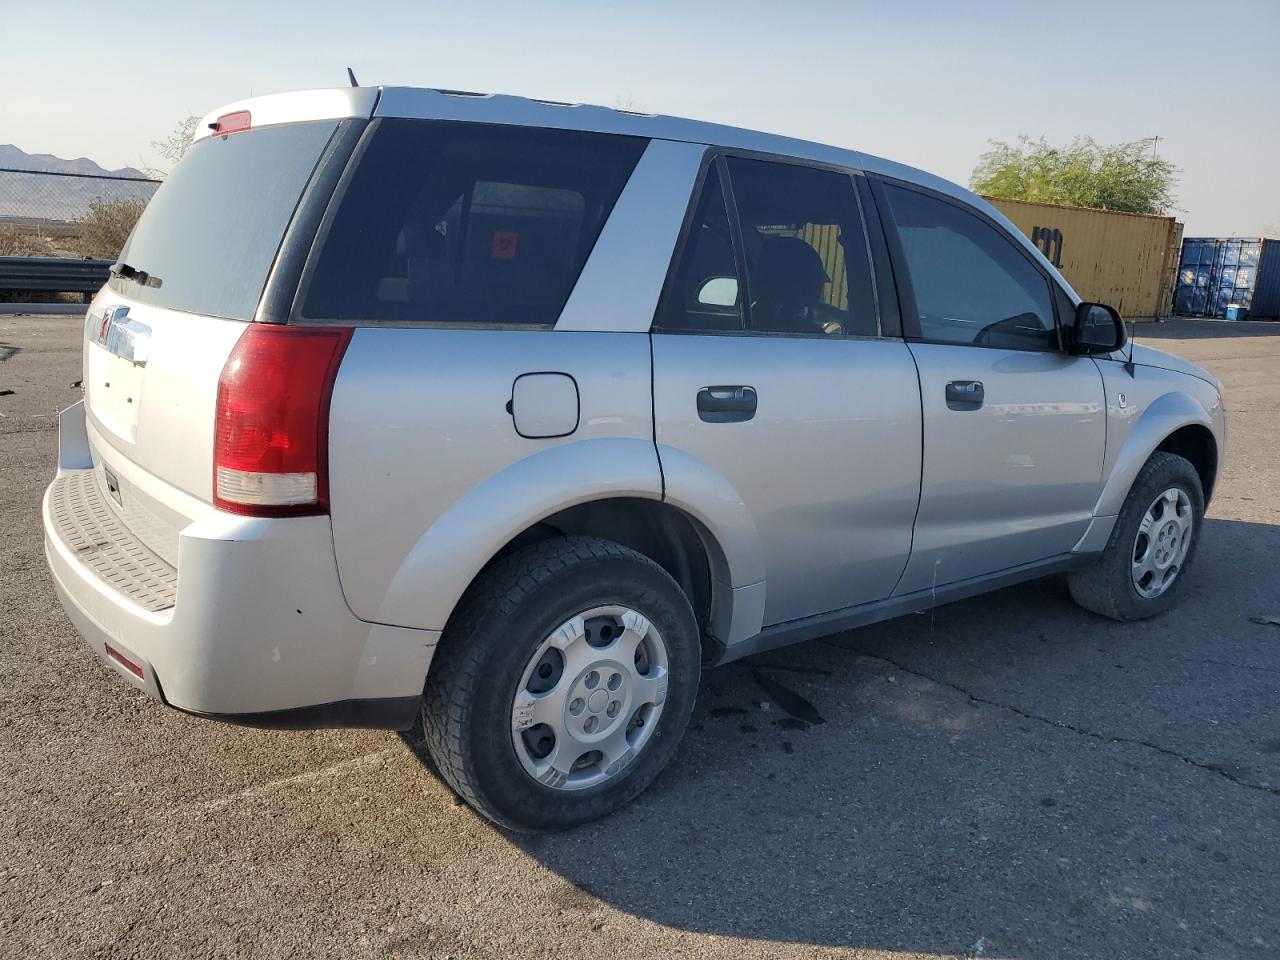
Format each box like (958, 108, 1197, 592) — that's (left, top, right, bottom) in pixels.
(421, 536, 700, 832)
(1068, 451, 1204, 622)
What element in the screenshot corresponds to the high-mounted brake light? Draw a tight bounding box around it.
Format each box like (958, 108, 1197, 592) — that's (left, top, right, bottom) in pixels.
(209, 110, 252, 135)
(214, 325, 352, 517)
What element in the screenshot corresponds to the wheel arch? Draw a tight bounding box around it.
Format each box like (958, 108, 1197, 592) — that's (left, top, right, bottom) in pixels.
(471, 497, 731, 663)
(372, 438, 762, 660)
(1155, 423, 1218, 503)
(1094, 390, 1219, 518)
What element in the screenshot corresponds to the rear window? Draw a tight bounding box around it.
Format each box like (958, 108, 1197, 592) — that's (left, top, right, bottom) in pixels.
(301, 119, 646, 326)
(111, 121, 338, 321)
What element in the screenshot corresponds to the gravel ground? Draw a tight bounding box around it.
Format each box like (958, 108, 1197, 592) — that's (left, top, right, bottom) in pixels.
(1, 315, 1278, 960)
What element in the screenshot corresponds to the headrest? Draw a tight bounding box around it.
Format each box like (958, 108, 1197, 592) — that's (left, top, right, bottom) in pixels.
(752, 236, 829, 304)
(397, 225, 447, 259)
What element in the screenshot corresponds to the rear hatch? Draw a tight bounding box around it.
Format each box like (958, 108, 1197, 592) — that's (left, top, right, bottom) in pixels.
(82, 113, 353, 564)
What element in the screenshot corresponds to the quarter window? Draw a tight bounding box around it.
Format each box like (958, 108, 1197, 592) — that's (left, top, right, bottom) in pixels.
(882, 184, 1058, 350)
(303, 120, 645, 325)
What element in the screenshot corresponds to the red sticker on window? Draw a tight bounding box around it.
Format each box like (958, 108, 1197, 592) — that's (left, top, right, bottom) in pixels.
(491, 231, 519, 260)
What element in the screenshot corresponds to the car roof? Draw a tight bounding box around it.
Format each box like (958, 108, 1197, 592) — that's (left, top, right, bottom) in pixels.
(196, 85, 1079, 301)
(375, 87, 973, 200)
(199, 85, 960, 197)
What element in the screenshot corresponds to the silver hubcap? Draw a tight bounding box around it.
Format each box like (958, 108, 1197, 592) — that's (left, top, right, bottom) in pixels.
(1132, 487, 1194, 599)
(511, 606, 669, 791)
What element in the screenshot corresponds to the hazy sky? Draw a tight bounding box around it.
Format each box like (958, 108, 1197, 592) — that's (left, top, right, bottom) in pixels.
(4, 0, 1277, 237)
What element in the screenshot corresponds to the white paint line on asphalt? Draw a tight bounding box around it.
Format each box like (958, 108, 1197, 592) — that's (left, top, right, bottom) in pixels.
(200, 749, 398, 812)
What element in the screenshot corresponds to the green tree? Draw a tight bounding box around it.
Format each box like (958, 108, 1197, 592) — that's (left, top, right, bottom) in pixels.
(971, 136, 1178, 215)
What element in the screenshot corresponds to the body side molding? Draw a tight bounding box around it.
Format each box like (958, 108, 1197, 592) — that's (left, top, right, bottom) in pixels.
(721, 553, 1090, 663)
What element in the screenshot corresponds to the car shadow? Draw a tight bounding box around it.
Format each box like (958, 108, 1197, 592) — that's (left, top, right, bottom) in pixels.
(469, 516, 1280, 957)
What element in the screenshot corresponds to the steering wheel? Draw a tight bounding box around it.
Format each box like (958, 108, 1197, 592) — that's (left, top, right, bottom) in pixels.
(810, 303, 845, 336)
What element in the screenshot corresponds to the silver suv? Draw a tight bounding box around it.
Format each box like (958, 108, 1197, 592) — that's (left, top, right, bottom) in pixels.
(43, 87, 1225, 831)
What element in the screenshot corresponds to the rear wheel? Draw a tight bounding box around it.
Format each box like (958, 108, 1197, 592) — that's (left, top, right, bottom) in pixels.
(421, 536, 700, 832)
(1068, 451, 1204, 621)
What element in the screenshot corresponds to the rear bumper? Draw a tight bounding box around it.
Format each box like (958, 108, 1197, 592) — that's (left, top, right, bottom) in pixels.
(43, 405, 438, 729)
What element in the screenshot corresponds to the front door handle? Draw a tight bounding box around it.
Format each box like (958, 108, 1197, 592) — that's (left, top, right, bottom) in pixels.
(697, 385, 757, 423)
(945, 380, 984, 410)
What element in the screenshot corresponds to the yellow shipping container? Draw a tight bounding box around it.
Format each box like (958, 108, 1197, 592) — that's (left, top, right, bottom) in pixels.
(985, 197, 1183, 319)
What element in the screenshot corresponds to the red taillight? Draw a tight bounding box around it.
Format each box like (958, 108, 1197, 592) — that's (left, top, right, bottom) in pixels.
(214, 325, 352, 517)
(210, 110, 252, 135)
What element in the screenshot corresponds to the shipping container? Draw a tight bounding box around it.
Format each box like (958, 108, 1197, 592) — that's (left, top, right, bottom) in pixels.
(1245, 239, 1280, 320)
(1172, 237, 1280, 320)
(986, 197, 1182, 319)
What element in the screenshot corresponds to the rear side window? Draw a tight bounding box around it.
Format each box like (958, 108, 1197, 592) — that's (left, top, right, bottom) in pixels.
(655, 156, 879, 337)
(882, 184, 1058, 350)
(655, 165, 742, 332)
(728, 158, 877, 337)
(302, 120, 646, 326)
(111, 121, 339, 321)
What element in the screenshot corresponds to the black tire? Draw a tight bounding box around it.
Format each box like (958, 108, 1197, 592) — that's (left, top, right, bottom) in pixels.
(420, 536, 700, 832)
(1068, 451, 1204, 622)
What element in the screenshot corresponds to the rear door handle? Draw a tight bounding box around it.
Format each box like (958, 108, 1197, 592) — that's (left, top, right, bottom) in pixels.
(697, 385, 757, 423)
(945, 380, 984, 410)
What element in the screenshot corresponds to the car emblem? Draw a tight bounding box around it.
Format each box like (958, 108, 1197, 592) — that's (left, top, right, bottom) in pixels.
(1117, 392, 1128, 408)
(87, 306, 151, 367)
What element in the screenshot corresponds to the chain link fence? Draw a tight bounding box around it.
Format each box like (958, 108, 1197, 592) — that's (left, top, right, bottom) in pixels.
(0, 168, 160, 260)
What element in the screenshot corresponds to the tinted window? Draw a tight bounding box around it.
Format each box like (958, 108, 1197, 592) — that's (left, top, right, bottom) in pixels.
(883, 185, 1057, 350)
(110, 121, 338, 321)
(655, 165, 742, 331)
(303, 120, 645, 325)
(729, 158, 877, 337)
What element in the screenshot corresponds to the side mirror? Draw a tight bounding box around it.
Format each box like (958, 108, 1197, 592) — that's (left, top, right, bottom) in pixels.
(1070, 302, 1127, 355)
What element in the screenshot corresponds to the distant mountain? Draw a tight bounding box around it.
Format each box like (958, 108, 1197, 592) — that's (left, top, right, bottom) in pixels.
(0, 144, 150, 180)
(0, 145, 158, 223)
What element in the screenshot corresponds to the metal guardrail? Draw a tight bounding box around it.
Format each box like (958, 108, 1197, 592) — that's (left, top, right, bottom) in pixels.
(0, 255, 112, 302)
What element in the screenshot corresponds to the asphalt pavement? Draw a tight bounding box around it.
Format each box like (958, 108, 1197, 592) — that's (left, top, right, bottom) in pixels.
(2, 314, 1278, 960)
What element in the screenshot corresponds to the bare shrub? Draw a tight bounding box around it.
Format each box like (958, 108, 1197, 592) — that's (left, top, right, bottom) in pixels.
(0, 225, 55, 257)
(76, 198, 146, 259)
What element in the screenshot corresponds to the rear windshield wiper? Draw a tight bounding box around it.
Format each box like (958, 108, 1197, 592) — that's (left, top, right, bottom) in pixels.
(110, 262, 163, 289)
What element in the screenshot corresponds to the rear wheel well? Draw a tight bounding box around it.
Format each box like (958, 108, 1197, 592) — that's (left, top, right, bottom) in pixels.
(485, 499, 720, 663)
(1156, 424, 1218, 501)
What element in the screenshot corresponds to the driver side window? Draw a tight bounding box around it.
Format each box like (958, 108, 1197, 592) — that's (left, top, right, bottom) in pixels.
(882, 184, 1058, 351)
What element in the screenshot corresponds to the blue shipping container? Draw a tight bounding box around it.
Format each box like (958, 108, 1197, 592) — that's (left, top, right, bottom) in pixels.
(1250, 239, 1280, 320)
(1173, 237, 1280, 319)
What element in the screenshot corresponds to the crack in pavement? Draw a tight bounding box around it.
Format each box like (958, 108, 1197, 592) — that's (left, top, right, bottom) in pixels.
(0, 419, 58, 435)
(198, 748, 399, 812)
(821, 640, 1280, 799)
(1184, 656, 1280, 678)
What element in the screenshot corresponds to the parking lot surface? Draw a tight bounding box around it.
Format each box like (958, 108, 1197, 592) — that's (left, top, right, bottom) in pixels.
(2, 315, 1278, 960)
